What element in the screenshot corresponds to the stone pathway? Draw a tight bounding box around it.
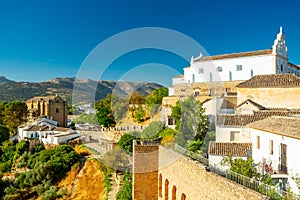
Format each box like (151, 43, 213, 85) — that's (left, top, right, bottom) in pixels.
(108, 173, 118, 200)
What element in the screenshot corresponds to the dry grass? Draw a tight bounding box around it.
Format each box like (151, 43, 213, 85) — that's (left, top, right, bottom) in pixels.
(70, 159, 106, 200)
(57, 163, 81, 196)
(74, 144, 92, 156)
(56, 159, 107, 200)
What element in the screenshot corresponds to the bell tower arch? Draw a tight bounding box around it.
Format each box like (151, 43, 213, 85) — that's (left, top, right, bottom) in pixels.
(272, 26, 288, 73)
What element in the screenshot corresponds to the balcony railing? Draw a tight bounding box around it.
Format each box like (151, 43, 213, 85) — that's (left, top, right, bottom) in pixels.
(170, 143, 299, 200)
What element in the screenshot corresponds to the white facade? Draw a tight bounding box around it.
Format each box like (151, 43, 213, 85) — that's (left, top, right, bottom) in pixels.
(172, 27, 299, 86)
(186, 54, 274, 83)
(18, 125, 81, 145)
(251, 128, 300, 177)
(216, 126, 251, 143)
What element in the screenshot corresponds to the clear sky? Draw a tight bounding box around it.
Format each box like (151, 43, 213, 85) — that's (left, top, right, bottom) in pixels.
(0, 0, 299, 86)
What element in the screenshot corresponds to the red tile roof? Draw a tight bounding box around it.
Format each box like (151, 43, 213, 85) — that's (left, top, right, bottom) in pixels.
(209, 142, 252, 156)
(217, 109, 300, 127)
(236, 74, 300, 88)
(248, 116, 300, 140)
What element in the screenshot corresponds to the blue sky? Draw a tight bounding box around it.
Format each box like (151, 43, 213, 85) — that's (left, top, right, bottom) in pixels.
(0, 0, 299, 86)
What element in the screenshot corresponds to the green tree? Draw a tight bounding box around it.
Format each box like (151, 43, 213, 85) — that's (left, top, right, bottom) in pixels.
(101, 147, 131, 171)
(145, 87, 168, 116)
(172, 96, 209, 146)
(0, 124, 9, 143)
(139, 121, 165, 139)
(117, 132, 138, 153)
(134, 105, 145, 123)
(2, 100, 28, 134)
(111, 93, 128, 122)
(95, 94, 116, 127)
(222, 157, 259, 178)
(171, 101, 181, 130)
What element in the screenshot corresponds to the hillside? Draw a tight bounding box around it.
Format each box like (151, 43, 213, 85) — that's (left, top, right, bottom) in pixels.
(0, 76, 162, 103)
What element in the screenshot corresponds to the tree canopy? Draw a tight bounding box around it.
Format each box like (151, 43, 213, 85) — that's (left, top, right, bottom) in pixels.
(172, 95, 209, 146)
(95, 94, 116, 127)
(0, 100, 28, 134)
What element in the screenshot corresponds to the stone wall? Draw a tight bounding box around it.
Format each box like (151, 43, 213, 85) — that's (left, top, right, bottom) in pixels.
(133, 142, 159, 200)
(237, 87, 300, 109)
(158, 147, 267, 200)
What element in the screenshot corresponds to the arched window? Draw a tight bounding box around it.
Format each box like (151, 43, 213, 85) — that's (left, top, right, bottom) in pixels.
(281, 64, 283, 72)
(172, 185, 177, 200)
(251, 69, 254, 78)
(165, 179, 169, 200)
(56, 108, 59, 113)
(209, 72, 212, 82)
(192, 74, 195, 83)
(159, 174, 162, 197)
(181, 193, 186, 200)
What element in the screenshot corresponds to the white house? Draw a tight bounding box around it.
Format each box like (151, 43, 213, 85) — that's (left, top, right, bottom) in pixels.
(248, 116, 300, 177)
(208, 142, 252, 171)
(18, 125, 81, 145)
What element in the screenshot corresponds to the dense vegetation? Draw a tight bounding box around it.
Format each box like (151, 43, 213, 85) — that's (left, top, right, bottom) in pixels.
(0, 141, 81, 200)
(95, 87, 168, 126)
(116, 173, 132, 200)
(171, 95, 214, 154)
(0, 101, 28, 135)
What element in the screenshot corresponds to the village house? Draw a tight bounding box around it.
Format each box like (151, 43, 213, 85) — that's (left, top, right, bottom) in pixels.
(18, 125, 81, 145)
(248, 116, 300, 177)
(208, 142, 252, 171)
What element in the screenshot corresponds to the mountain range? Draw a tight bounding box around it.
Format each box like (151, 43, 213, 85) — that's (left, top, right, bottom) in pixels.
(0, 76, 163, 104)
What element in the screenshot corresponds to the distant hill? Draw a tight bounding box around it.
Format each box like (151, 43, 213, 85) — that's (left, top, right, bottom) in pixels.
(0, 76, 163, 103)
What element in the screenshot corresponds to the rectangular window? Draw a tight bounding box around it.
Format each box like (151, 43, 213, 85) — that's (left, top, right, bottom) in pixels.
(225, 88, 231, 92)
(236, 65, 243, 71)
(194, 91, 200, 97)
(198, 68, 204, 74)
(257, 136, 260, 149)
(269, 140, 273, 155)
(230, 131, 239, 141)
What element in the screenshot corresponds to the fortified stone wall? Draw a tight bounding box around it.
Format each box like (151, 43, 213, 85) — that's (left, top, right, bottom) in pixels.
(133, 141, 159, 200)
(158, 147, 267, 200)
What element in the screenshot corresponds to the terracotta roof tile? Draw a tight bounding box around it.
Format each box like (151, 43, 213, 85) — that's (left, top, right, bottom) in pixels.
(209, 142, 252, 156)
(248, 116, 300, 140)
(217, 109, 300, 127)
(236, 74, 300, 88)
(24, 125, 53, 131)
(195, 49, 272, 61)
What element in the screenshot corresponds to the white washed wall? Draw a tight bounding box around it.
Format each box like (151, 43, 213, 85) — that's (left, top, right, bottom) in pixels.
(216, 126, 251, 143)
(251, 129, 300, 176)
(184, 55, 274, 83)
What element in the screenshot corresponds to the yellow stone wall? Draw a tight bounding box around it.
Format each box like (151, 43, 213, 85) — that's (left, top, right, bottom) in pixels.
(237, 87, 300, 109)
(158, 147, 267, 200)
(26, 96, 68, 127)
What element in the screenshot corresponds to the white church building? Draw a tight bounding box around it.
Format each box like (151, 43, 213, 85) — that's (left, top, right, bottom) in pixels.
(169, 27, 300, 95)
